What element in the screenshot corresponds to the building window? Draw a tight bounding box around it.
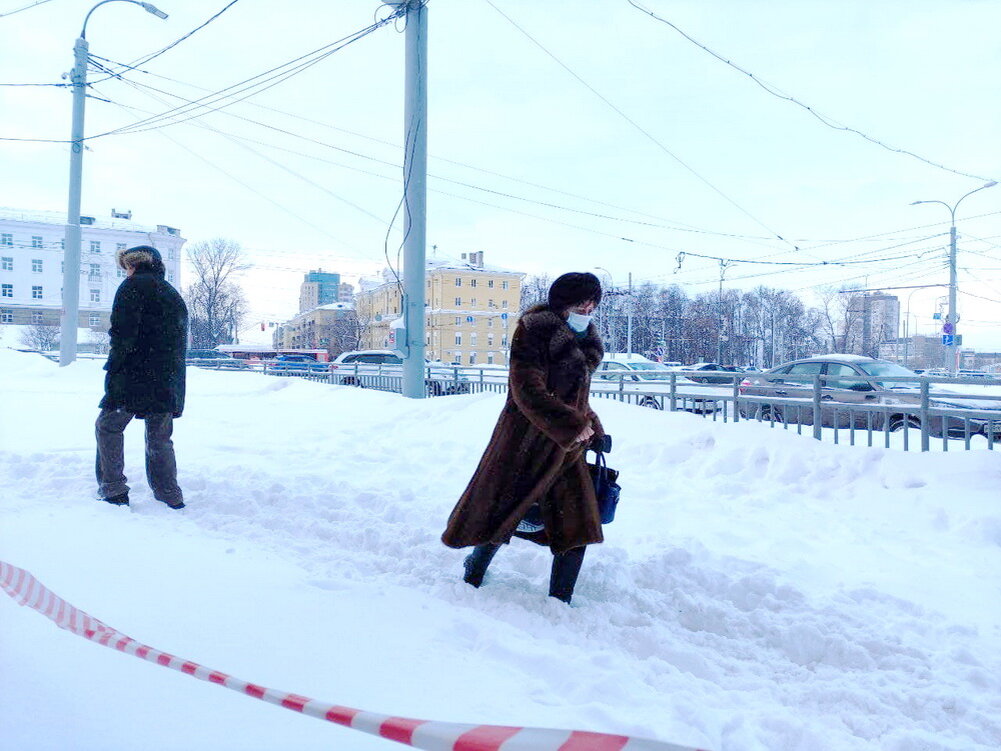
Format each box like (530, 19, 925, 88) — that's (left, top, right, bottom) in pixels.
(455, 316, 461, 325)
(116, 243, 126, 253)
(168, 249, 175, 260)
(469, 352, 476, 365)
(32, 259, 42, 273)
(502, 300, 508, 308)
(90, 289, 100, 303)
(0, 234, 11, 246)
(2, 284, 12, 297)
(167, 272, 173, 283)
(0, 309, 11, 323)
(502, 281, 509, 290)
(488, 333, 494, 346)
(31, 236, 42, 248)
(487, 353, 494, 364)
(470, 279, 477, 288)
(89, 263, 101, 277)
(90, 241, 101, 253)
(455, 332, 462, 345)
(488, 280, 494, 288)
(455, 297, 461, 306)
(31, 311, 44, 324)
(117, 268, 126, 278)
(471, 333, 478, 345)
(487, 318, 493, 328)
(471, 298, 477, 306)
(59, 239, 65, 250)
(502, 335, 508, 346)
(32, 286, 42, 299)
(89, 314, 100, 326)
(455, 277, 462, 287)
(1, 257, 11, 271)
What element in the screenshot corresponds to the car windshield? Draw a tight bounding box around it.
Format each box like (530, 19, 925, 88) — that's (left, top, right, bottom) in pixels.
(858, 361, 920, 388)
(624, 362, 672, 380)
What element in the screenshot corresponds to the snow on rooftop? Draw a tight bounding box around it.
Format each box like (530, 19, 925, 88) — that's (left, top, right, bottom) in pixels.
(0, 207, 178, 236)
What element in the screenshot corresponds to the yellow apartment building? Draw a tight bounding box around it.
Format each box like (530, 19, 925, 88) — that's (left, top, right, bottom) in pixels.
(356, 251, 524, 365)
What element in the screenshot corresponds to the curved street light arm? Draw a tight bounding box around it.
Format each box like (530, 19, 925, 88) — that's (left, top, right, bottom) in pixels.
(82, 0, 167, 39)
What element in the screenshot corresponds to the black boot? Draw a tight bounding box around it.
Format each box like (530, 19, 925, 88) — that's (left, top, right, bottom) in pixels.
(548, 546, 586, 604)
(463, 543, 501, 588)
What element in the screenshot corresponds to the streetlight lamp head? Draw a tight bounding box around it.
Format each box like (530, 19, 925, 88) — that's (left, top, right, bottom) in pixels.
(140, 3, 168, 19)
(984, 180, 998, 189)
(909, 201, 924, 206)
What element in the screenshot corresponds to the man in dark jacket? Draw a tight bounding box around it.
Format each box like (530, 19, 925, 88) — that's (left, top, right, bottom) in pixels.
(96, 245, 188, 509)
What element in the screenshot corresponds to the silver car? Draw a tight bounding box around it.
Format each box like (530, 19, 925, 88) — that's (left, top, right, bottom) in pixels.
(739, 355, 1001, 439)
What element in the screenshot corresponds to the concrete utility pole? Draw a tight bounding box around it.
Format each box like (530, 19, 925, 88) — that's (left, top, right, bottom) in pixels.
(861, 293, 871, 358)
(626, 271, 633, 359)
(716, 260, 729, 364)
(911, 181, 996, 375)
(384, 0, 428, 397)
(60, 0, 168, 367)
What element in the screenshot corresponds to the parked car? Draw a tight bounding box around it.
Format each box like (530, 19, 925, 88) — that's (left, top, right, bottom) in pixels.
(185, 349, 250, 369)
(266, 354, 329, 373)
(681, 362, 743, 384)
(738, 355, 1001, 439)
(592, 354, 720, 412)
(329, 349, 470, 395)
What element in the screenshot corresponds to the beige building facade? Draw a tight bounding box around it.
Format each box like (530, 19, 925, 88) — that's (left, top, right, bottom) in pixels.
(276, 302, 355, 353)
(356, 252, 524, 365)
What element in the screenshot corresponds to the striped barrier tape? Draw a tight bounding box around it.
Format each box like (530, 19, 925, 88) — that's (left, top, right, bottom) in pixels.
(0, 560, 709, 751)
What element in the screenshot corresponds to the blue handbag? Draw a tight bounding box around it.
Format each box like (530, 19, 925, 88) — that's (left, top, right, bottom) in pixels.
(588, 449, 620, 524)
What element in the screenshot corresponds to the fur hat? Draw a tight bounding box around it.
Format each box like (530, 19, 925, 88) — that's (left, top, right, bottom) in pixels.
(548, 272, 603, 313)
(117, 245, 165, 275)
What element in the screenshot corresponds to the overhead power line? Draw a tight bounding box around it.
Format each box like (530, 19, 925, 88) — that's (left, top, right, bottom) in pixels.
(91, 0, 244, 83)
(627, 0, 995, 183)
(482, 0, 804, 254)
(0, 0, 54, 19)
(88, 11, 404, 140)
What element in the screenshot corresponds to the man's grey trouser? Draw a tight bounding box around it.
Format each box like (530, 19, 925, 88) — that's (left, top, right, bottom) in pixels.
(95, 408, 183, 504)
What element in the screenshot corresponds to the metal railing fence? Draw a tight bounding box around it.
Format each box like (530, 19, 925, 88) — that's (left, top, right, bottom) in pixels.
(216, 361, 1001, 452)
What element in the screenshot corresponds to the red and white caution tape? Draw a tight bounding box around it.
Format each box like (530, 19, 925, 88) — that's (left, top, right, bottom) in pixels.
(1, 560, 709, 751)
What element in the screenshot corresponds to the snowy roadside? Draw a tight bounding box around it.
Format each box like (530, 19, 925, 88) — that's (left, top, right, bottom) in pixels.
(1, 348, 999, 751)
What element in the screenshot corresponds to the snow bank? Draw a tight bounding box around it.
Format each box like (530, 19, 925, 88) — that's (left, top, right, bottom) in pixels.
(1, 348, 999, 750)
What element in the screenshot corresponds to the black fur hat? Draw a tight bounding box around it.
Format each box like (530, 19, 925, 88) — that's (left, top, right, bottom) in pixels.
(548, 272, 603, 313)
(118, 245, 165, 275)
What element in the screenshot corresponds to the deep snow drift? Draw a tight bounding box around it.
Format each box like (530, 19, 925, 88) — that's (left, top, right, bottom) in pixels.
(1, 348, 999, 751)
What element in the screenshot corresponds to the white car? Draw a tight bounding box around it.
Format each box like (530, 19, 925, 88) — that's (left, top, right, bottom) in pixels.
(329, 350, 470, 395)
(592, 354, 721, 412)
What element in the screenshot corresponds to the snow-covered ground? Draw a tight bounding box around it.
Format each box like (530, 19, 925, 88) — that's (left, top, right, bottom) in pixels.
(1, 347, 999, 751)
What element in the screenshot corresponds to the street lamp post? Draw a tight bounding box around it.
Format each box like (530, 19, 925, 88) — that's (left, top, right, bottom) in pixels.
(59, 0, 168, 367)
(910, 180, 997, 375)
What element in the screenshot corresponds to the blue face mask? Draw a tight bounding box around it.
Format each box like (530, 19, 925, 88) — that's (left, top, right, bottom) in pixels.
(566, 312, 592, 333)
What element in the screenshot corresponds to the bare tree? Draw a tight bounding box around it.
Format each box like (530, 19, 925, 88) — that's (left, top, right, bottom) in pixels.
(184, 238, 250, 348)
(19, 323, 59, 351)
(86, 329, 110, 354)
(519, 274, 551, 311)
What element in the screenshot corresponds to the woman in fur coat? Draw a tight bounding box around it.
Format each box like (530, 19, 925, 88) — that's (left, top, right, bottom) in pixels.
(442, 272, 605, 604)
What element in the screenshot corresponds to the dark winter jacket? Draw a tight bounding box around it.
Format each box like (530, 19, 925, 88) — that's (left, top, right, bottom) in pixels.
(442, 304, 605, 554)
(100, 269, 188, 418)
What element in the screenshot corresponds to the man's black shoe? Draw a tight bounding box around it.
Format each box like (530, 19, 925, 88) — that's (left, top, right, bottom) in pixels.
(101, 493, 129, 506)
(159, 498, 186, 510)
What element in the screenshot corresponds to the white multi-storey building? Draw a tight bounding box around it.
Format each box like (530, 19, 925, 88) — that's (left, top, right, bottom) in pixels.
(0, 208, 185, 329)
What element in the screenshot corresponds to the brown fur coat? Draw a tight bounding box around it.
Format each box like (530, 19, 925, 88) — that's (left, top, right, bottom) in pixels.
(442, 305, 605, 554)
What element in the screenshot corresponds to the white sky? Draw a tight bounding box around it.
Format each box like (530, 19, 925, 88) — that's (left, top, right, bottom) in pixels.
(2, 0, 1000, 348)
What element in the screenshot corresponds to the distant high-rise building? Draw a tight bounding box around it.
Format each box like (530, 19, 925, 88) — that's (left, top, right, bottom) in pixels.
(869, 292, 900, 347)
(299, 269, 341, 312)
